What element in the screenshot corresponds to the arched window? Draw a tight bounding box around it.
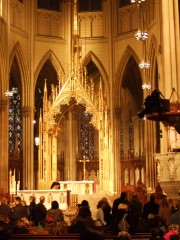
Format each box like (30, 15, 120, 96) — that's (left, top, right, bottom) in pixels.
(78, 0, 102, 12)
(79, 110, 94, 160)
(9, 87, 22, 154)
(119, 0, 131, 8)
(129, 114, 134, 158)
(37, 0, 62, 11)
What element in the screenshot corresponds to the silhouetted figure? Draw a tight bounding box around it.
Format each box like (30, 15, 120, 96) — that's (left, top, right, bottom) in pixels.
(95, 200, 107, 229)
(0, 198, 12, 222)
(138, 89, 169, 118)
(81, 200, 89, 207)
(142, 193, 160, 230)
(12, 197, 28, 223)
(46, 200, 64, 225)
(35, 196, 47, 226)
(68, 206, 95, 233)
(50, 178, 60, 189)
(101, 197, 112, 226)
(112, 192, 131, 234)
(129, 194, 143, 234)
(28, 196, 38, 225)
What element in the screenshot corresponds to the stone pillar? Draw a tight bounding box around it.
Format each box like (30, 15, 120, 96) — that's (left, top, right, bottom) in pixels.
(156, 0, 180, 153)
(52, 135, 57, 181)
(0, 98, 9, 193)
(113, 107, 121, 193)
(65, 111, 76, 181)
(22, 106, 34, 190)
(145, 120, 156, 190)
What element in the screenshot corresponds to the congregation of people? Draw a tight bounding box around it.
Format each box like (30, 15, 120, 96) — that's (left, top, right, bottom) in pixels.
(0, 192, 179, 240)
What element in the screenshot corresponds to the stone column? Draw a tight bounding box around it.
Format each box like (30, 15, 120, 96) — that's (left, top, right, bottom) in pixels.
(51, 134, 57, 181)
(22, 106, 34, 190)
(156, 0, 179, 153)
(65, 111, 77, 181)
(113, 107, 121, 193)
(0, 98, 9, 193)
(145, 120, 156, 190)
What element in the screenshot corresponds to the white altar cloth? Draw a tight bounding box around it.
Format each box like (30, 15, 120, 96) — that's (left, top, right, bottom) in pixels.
(59, 181, 95, 194)
(17, 190, 68, 210)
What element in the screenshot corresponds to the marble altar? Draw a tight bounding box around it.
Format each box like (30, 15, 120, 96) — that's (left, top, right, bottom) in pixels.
(17, 190, 69, 210)
(59, 181, 95, 194)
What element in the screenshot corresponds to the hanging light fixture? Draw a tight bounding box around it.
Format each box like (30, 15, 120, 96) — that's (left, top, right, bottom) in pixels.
(131, 0, 146, 5)
(139, 61, 150, 69)
(134, 29, 148, 41)
(132, 0, 151, 89)
(4, 89, 14, 97)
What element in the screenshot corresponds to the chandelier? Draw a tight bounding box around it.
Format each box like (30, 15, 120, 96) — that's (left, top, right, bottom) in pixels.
(132, 0, 151, 89)
(4, 89, 14, 97)
(139, 61, 150, 69)
(131, 0, 145, 4)
(134, 29, 148, 41)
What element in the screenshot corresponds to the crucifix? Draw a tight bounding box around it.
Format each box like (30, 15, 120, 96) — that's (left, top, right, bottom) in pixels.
(79, 155, 89, 181)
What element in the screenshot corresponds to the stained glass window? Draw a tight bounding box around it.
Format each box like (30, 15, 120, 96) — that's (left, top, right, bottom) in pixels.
(120, 125, 124, 159)
(78, 0, 102, 12)
(37, 0, 61, 11)
(9, 87, 22, 154)
(129, 115, 134, 158)
(79, 111, 94, 160)
(119, 0, 131, 8)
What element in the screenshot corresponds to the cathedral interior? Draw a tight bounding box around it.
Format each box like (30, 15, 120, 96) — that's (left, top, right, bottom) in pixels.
(0, 0, 180, 197)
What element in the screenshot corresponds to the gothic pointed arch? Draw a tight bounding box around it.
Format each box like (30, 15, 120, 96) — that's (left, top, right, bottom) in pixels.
(9, 44, 25, 189)
(83, 50, 110, 105)
(115, 45, 141, 107)
(115, 46, 145, 189)
(9, 42, 28, 97)
(34, 50, 64, 89)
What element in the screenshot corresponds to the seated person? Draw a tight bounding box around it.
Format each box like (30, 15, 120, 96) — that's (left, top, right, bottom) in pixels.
(50, 178, 60, 189)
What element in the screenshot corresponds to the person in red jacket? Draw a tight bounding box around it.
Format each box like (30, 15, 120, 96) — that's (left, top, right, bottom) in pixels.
(163, 224, 179, 240)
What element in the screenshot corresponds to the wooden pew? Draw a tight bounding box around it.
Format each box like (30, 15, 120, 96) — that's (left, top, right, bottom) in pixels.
(11, 233, 151, 240)
(11, 233, 81, 240)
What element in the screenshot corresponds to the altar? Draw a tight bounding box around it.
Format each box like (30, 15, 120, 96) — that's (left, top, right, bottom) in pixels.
(16, 181, 95, 210)
(59, 181, 95, 194)
(17, 190, 69, 210)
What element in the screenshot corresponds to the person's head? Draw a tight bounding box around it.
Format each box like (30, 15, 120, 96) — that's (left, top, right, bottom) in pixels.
(120, 192, 127, 200)
(1, 198, 8, 205)
(101, 197, 108, 203)
(39, 196, 45, 204)
(15, 196, 21, 204)
(168, 224, 179, 235)
(81, 200, 89, 207)
(97, 200, 105, 209)
(78, 206, 91, 219)
(118, 231, 131, 240)
(51, 200, 59, 209)
(131, 194, 138, 202)
(29, 196, 36, 203)
(150, 193, 156, 202)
